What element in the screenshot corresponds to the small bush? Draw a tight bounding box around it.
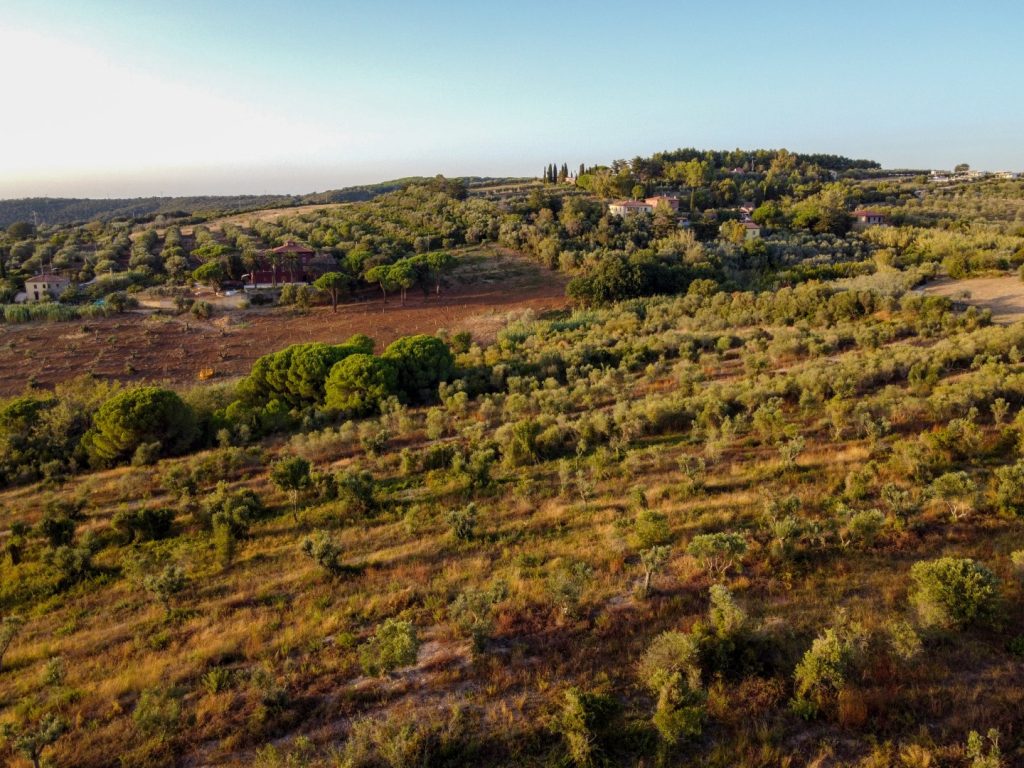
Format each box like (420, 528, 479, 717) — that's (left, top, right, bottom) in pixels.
(909, 557, 1000, 630)
(358, 619, 420, 677)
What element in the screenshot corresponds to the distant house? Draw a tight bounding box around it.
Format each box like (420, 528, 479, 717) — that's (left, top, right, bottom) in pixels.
(22, 273, 70, 303)
(852, 209, 886, 230)
(644, 195, 680, 212)
(608, 200, 653, 217)
(743, 222, 762, 241)
(245, 241, 317, 286)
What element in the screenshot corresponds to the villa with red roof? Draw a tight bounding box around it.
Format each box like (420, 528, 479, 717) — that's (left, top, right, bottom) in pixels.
(245, 241, 317, 286)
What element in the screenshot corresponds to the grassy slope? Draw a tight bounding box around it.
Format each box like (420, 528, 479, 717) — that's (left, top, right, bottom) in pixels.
(1, 294, 1023, 767)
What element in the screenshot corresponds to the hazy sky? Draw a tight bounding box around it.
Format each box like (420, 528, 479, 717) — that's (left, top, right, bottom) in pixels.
(1, 1, 1022, 198)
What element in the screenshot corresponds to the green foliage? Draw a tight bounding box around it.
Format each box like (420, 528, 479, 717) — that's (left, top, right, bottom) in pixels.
(0, 615, 26, 673)
(324, 353, 398, 416)
(909, 557, 1000, 630)
(791, 620, 867, 718)
(552, 687, 619, 768)
(143, 564, 188, 615)
(382, 334, 454, 404)
(966, 729, 1003, 768)
(336, 470, 377, 516)
(546, 561, 592, 618)
(0, 712, 67, 768)
(635, 509, 671, 548)
(300, 531, 352, 580)
(242, 335, 374, 409)
(83, 386, 197, 467)
(686, 532, 747, 578)
(38, 510, 76, 548)
(446, 503, 478, 543)
(132, 687, 182, 740)
(112, 507, 175, 543)
(270, 455, 311, 514)
(991, 460, 1024, 516)
(449, 582, 506, 653)
(192, 260, 225, 289)
(358, 619, 420, 677)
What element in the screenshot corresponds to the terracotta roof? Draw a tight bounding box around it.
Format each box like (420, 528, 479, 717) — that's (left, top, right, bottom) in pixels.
(852, 209, 884, 217)
(270, 240, 315, 254)
(611, 200, 651, 207)
(27, 273, 68, 282)
(743, 221, 760, 228)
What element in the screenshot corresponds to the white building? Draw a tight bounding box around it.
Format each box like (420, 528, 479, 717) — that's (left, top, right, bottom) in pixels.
(608, 200, 654, 217)
(22, 273, 70, 302)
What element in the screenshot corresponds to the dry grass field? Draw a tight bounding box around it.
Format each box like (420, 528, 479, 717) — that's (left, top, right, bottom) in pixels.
(920, 274, 1024, 324)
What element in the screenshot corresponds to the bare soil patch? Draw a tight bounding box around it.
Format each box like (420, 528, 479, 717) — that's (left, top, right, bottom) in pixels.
(0, 252, 567, 396)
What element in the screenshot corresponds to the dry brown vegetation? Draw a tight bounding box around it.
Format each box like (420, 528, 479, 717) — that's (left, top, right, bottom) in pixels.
(2, 282, 1023, 767)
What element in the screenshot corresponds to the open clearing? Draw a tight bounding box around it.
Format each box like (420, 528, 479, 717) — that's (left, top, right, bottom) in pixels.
(919, 273, 1024, 323)
(0, 251, 566, 396)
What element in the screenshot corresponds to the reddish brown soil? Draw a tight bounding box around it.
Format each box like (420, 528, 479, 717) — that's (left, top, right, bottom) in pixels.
(0, 258, 567, 397)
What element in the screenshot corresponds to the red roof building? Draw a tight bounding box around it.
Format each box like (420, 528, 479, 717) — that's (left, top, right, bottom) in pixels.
(246, 241, 319, 286)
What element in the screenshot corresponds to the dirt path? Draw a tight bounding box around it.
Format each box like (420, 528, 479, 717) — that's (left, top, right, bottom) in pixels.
(0, 256, 567, 396)
(919, 274, 1024, 324)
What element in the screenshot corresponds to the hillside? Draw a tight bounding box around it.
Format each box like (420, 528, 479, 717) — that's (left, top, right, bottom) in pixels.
(0, 177, 521, 228)
(0, 151, 1023, 767)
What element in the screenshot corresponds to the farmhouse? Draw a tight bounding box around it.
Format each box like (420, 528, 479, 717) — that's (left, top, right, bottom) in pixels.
(644, 195, 680, 212)
(743, 221, 762, 240)
(22, 273, 70, 302)
(608, 200, 653, 217)
(245, 241, 317, 286)
(851, 209, 886, 230)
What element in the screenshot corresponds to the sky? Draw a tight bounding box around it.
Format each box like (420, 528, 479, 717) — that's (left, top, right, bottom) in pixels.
(1, 0, 1022, 198)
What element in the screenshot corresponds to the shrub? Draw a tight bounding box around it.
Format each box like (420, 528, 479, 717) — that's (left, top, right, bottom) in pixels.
(909, 557, 1000, 630)
(552, 687, 619, 768)
(300, 531, 353, 580)
(358, 619, 420, 677)
(143, 564, 188, 616)
(336, 470, 376, 516)
(83, 386, 197, 467)
(687, 532, 747, 579)
(45, 542, 96, 590)
(791, 621, 867, 718)
(132, 687, 182, 740)
(966, 729, 1003, 768)
(0, 713, 67, 768)
(635, 509, 671, 548)
(991, 460, 1024, 516)
(637, 632, 704, 746)
(112, 507, 175, 543)
(546, 562, 592, 618)
(324, 353, 398, 416)
(270, 456, 311, 519)
(449, 583, 506, 652)
(446, 503, 478, 543)
(38, 512, 75, 548)
(0, 616, 26, 673)
(638, 631, 701, 694)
